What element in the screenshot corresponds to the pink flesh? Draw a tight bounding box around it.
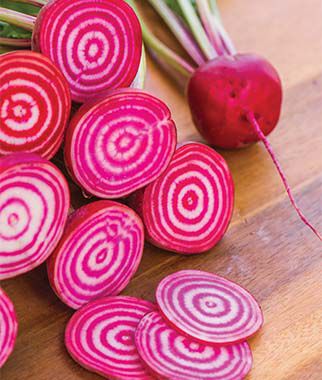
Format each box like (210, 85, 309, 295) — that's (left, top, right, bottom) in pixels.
(129, 142, 234, 254)
(0, 288, 18, 368)
(65, 296, 157, 379)
(47, 201, 145, 309)
(187, 54, 282, 149)
(156, 270, 263, 344)
(135, 311, 253, 380)
(64, 89, 177, 199)
(0, 51, 71, 159)
(32, 0, 142, 103)
(0, 153, 70, 280)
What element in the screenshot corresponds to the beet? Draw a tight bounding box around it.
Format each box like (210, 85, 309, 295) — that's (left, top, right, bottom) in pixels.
(65, 296, 157, 379)
(0, 153, 70, 280)
(31, 0, 142, 103)
(47, 201, 144, 309)
(187, 54, 283, 149)
(135, 311, 253, 380)
(0, 288, 18, 368)
(156, 270, 263, 345)
(129, 142, 234, 254)
(0, 50, 71, 159)
(64, 89, 177, 199)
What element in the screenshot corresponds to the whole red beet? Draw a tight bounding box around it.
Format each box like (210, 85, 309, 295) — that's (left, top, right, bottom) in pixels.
(187, 54, 283, 149)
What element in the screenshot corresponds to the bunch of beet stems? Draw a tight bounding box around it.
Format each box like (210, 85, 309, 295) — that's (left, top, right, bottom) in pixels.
(127, 0, 322, 241)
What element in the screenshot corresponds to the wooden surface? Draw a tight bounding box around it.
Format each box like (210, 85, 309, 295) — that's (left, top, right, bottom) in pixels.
(1, 0, 322, 379)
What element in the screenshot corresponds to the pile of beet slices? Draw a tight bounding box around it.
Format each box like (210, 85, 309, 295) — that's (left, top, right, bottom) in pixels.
(65, 270, 263, 380)
(0, 1, 262, 378)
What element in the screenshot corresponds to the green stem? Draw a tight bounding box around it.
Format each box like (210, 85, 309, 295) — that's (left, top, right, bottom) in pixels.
(0, 36, 31, 47)
(0, 7, 36, 31)
(176, 0, 216, 60)
(126, 0, 195, 77)
(11, 0, 47, 6)
(148, 0, 205, 65)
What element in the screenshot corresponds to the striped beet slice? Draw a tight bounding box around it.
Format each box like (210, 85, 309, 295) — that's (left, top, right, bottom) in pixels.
(65, 296, 157, 379)
(0, 288, 18, 368)
(0, 153, 70, 280)
(64, 89, 177, 199)
(47, 201, 144, 309)
(135, 311, 253, 380)
(32, 0, 142, 103)
(156, 270, 264, 345)
(0, 51, 71, 159)
(130, 142, 234, 254)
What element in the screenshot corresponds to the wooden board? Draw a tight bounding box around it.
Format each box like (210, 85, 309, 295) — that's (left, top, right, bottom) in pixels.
(1, 0, 322, 379)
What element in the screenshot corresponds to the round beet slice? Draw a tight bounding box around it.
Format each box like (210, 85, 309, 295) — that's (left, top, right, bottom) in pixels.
(47, 201, 144, 309)
(0, 153, 70, 280)
(0, 288, 18, 368)
(129, 142, 234, 254)
(64, 89, 177, 199)
(65, 296, 157, 379)
(33, 0, 142, 103)
(0, 51, 71, 159)
(156, 270, 263, 345)
(135, 311, 253, 380)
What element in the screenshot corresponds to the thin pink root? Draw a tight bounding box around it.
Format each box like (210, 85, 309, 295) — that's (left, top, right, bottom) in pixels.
(247, 112, 322, 241)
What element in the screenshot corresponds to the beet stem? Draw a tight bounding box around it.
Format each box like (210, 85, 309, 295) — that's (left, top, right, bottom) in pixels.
(127, 0, 195, 77)
(0, 36, 31, 47)
(247, 112, 322, 241)
(148, 0, 206, 65)
(196, 0, 226, 55)
(11, 0, 47, 7)
(176, 0, 217, 60)
(0, 7, 36, 31)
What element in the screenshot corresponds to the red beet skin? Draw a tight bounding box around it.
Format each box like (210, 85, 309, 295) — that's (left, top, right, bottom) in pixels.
(187, 54, 283, 149)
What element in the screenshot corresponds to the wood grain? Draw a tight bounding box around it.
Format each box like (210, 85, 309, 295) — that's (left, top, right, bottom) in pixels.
(1, 0, 322, 379)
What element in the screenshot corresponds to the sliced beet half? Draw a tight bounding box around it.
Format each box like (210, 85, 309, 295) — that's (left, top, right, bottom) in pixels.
(0, 288, 18, 368)
(47, 201, 144, 309)
(129, 142, 234, 254)
(156, 270, 263, 345)
(0, 153, 70, 280)
(33, 0, 142, 103)
(64, 89, 177, 199)
(65, 296, 157, 379)
(135, 311, 253, 380)
(0, 50, 71, 159)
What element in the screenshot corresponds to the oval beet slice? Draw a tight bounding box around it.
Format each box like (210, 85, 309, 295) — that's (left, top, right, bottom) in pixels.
(47, 201, 144, 309)
(0, 51, 71, 159)
(33, 0, 142, 103)
(135, 311, 253, 380)
(0, 153, 70, 280)
(156, 270, 263, 344)
(65, 296, 157, 379)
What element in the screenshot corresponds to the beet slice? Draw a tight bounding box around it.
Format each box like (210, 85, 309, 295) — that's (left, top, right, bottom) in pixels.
(156, 270, 263, 345)
(0, 50, 71, 159)
(135, 311, 253, 380)
(33, 0, 142, 103)
(129, 142, 234, 254)
(47, 201, 144, 309)
(65, 296, 157, 379)
(0, 288, 18, 368)
(64, 89, 177, 199)
(0, 153, 70, 280)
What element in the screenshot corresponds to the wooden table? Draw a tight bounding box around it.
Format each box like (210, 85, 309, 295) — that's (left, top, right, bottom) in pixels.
(1, 0, 322, 379)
